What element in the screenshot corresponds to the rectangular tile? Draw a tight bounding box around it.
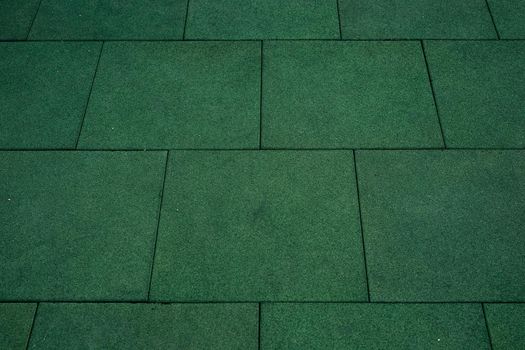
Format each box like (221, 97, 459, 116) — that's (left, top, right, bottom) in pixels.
(29, 0, 187, 39)
(0, 0, 40, 39)
(262, 41, 442, 149)
(356, 150, 525, 301)
(0, 42, 101, 149)
(261, 303, 489, 349)
(78, 42, 260, 149)
(484, 303, 525, 349)
(0, 151, 166, 300)
(150, 151, 366, 301)
(339, 0, 496, 39)
(425, 41, 525, 148)
(185, 0, 339, 39)
(0, 303, 36, 350)
(29, 303, 257, 349)
(488, 0, 525, 38)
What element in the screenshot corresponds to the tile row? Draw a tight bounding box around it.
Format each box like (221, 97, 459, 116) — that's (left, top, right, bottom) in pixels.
(1, 150, 524, 302)
(2, 0, 524, 40)
(1, 303, 524, 349)
(1, 40, 525, 149)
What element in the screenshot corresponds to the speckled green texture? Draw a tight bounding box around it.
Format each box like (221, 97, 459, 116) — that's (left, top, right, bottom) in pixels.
(150, 151, 366, 301)
(0, 0, 40, 39)
(78, 42, 260, 149)
(261, 303, 490, 349)
(185, 0, 339, 39)
(356, 150, 525, 301)
(29, 0, 187, 40)
(488, 0, 525, 38)
(0, 42, 101, 149)
(29, 303, 257, 349)
(262, 41, 442, 149)
(0, 151, 166, 300)
(425, 41, 525, 148)
(339, 0, 497, 39)
(484, 304, 525, 350)
(0, 303, 36, 350)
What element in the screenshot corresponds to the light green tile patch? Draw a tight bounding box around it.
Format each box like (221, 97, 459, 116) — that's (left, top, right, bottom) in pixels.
(0, 0, 40, 39)
(0, 152, 166, 300)
(150, 151, 366, 301)
(29, 0, 187, 39)
(262, 41, 442, 149)
(79, 42, 260, 149)
(185, 0, 339, 39)
(339, 0, 496, 39)
(0, 42, 101, 149)
(485, 304, 525, 350)
(357, 150, 525, 301)
(488, 0, 525, 38)
(425, 41, 525, 148)
(29, 303, 257, 349)
(0, 303, 36, 350)
(261, 303, 489, 349)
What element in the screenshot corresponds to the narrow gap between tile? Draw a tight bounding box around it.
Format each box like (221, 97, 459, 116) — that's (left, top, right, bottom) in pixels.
(484, 0, 501, 40)
(259, 40, 264, 150)
(336, 0, 343, 40)
(182, 0, 191, 40)
(1, 300, 523, 304)
(258, 303, 261, 350)
(25, 0, 44, 40)
(481, 303, 495, 350)
(24, 302, 39, 350)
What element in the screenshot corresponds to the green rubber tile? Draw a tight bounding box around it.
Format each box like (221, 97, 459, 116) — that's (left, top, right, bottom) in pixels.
(356, 150, 525, 302)
(150, 151, 366, 301)
(485, 304, 525, 349)
(0, 42, 101, 149)
(0, 0, 40, 39)
(425, 41, 525, 148)
(261, 303, 489, 349)
(488, 0, 525, 38)
(0, 303, 36, 350)
(78, 42, 260, 149)
(0, 151, 166, 300)
(339, 0, 497, 39)
(29, 303, 257, 349)
(262, 41, 442, 149)
(185, 0, 339, 39)
(29, 0, 187, 40)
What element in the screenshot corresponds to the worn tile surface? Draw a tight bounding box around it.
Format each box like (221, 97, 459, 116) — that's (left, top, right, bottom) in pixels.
(262, 41, 442, 148)
(150, 151, 366, 301)
(78, 42, 260, 149)
(484, 304, 525, 350)
(425, 41, 525, 148)
(261, 303, 489, 349)
(29, 0, 187, 39)
(0, 42, 101, 149)
(356, 150, 525, 301)
(0, 303, 36, 350)
(185, 0, 339, 39)
(0, 0, 40, 39)
(0, 151, 166, 300)
(488, 0, 525, 38)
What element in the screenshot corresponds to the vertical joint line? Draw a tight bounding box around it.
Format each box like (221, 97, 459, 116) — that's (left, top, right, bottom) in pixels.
(353, 151, 371, 302)
(26, 0, 44, 40)
(420, 40, 447, 149)
(259, 40, 264, 150)
(258, 303, 261, 350)
(336, 0, 343, 40)
(147, 151, 170, 301)
(484, 0, 500, 39)
(481, 303, 494, 350)
(182, 0, 191, 40)
(25, 302, 39, 350)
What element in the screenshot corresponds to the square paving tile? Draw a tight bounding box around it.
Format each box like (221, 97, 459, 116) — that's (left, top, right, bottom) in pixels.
(150, 151, 366, 301)
(0, 303, 36, 350)
(488, 0, 525, 38)
(0, 0, 40, 39)
(261, 303, 489, 349)
(425, 41, 525, 148)
(0, 42, 101, 149)
(0, 151, 166, 300)
(339, 0, 496, 39)
(262, 41, 442, 149)
(484, 303, 525, 349)
(356, 150, 525, 301)
(185, 0, 339, 39)
(78, 42, 260, 149)
(29, 0, 187, 40)
(29, 303, 257, 349)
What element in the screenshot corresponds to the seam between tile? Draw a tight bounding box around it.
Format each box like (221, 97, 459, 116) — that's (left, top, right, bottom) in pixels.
(25, 0, 44, 40)
(1, 300, 524, 304)
(146, 151, 170, 301)
(352, 150, 371, 302)
(481, 303, 495, 350)
(420, 40, 447, 149)
(75, 41, 104, 149)
(336, 0, 343, 39)
(24, 302, 39, 350)
(182, 0, 191, 40)
(484, 0, 501, 40)
(258, 303, 261, 350)
(259, 40, 264, 149)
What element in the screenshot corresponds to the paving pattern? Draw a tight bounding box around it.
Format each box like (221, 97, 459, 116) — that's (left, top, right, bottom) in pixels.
(1, 0, 524, 349)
